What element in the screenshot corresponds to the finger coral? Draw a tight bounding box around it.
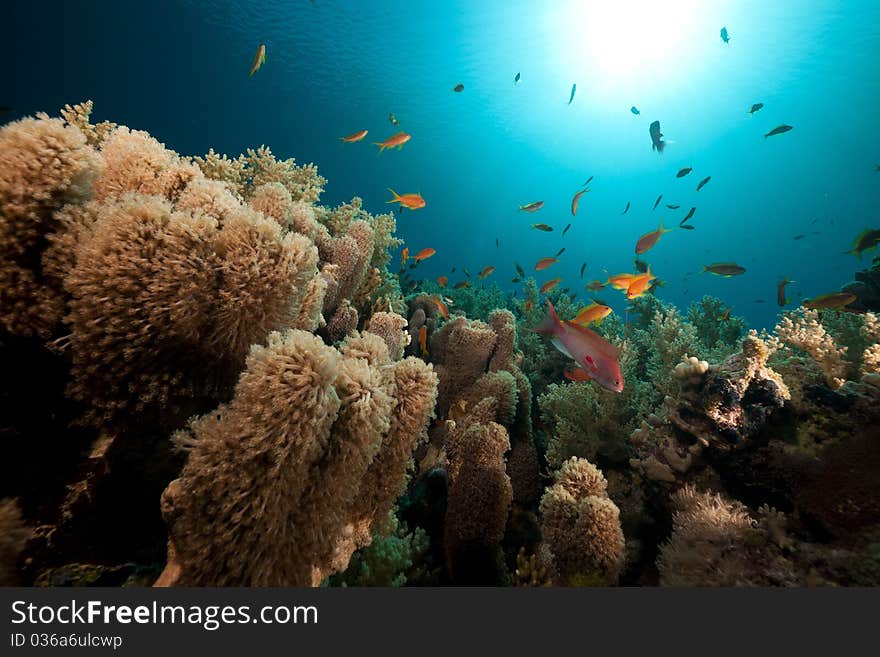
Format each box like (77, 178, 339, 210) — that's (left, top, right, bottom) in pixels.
(771, 307, 849, 388)
(159, 330, 437, 586)
(538, 458, 625, 586)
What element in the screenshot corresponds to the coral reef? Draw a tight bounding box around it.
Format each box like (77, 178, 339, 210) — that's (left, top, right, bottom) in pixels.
(0, 499, 31, 585)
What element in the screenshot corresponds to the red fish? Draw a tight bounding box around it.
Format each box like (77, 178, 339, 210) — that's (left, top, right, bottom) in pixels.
(339, 129, 368, 143)
(564, 368, 592, 382)
(541, 277, 562, 294)
(414, 248, 436, 261)
(374, 131, 411, 153)
(479, 266, 496, 279)
(535, 257, 558, 271)
(519, 201, 544, 213)
(534, 300, 624, 393)
(635, 222, 672, 255)
(432, 295, 449, 319)
(571, 188, 589, 216)
(437, 275, 448, 288)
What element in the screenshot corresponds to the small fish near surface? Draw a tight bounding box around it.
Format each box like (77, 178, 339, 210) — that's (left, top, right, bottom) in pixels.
(374, 131, 411, 152)
(386, 189, 425, 210)
(514, 72, 522, 85)
(720, 26, 730, 43)
(541, 277, 562, 294)
(666, 204, 681, 210)
(339, 129, 368, 143)
(534, 300, 624, 393)
(249, 44, 267, 76)
(676, 167, 693, 178)
(571, 188, 589, 216)
(680, 206, 696, 226)
(696, 176, 712, 192)
(453, 83, 465, 92)
(622, 201, 631, 215)
(535, 257, 558, 271)
(702, 262, 746, 277)
(389, 113, 400, 126)
(519, 201, 544, 213)
(653, 194, 663, 210)
(650, 120, 666, 153)
(580, 262, 586, 278)
(803, 292, 857, 310)
(630, 106, 640, 115)
(777, 277, 793, 306)
(845, 228, 880, 259)
(582, 175, 594, 187)
(478, 266, 495, 280)
(531, 223, 554, 232)
(563, 223, 572, 236)
(555, 247, 566, 258)
(748, 103, 764, 115)
(568, 83, 577, 105)
(679, 224, 695, 230)
(764, 125, 793, 139)
(635, 222, 673, 255)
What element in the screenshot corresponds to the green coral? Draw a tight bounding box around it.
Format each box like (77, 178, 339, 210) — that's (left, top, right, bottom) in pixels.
(686, 295, 747, 355)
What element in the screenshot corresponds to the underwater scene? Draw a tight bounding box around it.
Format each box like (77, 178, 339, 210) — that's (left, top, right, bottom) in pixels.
(1, 0, 879, 587)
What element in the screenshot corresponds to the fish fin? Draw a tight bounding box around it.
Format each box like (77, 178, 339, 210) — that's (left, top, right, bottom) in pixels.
(534, 299, 561, 334)
(386, 188, 400, 202)
(551, 337, 574, 360)
(564, 367, 591, 382)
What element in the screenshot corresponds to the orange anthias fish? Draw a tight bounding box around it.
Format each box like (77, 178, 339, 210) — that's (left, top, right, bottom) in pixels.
(519, 201, 544, 213)
(606, 272, 637, 291)
(387, 189, 426, 210)
(432, 295, 449, 319)
(541, 277, 562, 294)
(804, 292, 857, 310)
(573, 302, 612, 325)
(249, 44, 267, 76)
(374, 131, 411, 153)
(625, 267, 657, 299)
(401, 248, 409, 268)
(414, 248, 436, 261)
(437, 275, 448, 288)
(339, 129, 369, 143)
(479, 266, 496, 280)
(571, 188, 589, 216)
(535, 300, 624, 393)
(777, 277, 793, 307)
(419, 325, 428, 356)
(564, 368, 593, 382)
(635, 222, 673, 255)
(535, 257, 558, 271)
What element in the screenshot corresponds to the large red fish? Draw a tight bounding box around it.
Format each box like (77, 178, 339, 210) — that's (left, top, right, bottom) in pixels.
(534, 300, 624, 393)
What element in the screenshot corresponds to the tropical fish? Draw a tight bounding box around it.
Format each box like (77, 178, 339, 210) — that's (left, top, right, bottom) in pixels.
(563, 223, 572, 236)
(568, 83, 577, 105)
(401, 248, 409, 268)
(676, 167, 693, 178)
(389, 113, 400, 126)
(555, 248, 566, 258)
(519, 201, 544, 212)
(622, 201, 631, 215)
(586, 280, 606, 292)
(635, 222, 673, 255)
(454, 280, 471, 289)
(702, 262, 746, 277)
(374, 131, 411, 152)
(432, 296, 450, 319)
(720, 308, 731, 321)
(606, 272, 637, 291)
(764, 125, 793, 139)
(496, 238, 500, 248)
(574, 302, 612, 325)
(414, 248, 436, 261)
(845, 228, 880, 259)
(535, 257, 558, 271)
(339, 129, 368, 143)
(583, 176, 594, 187)
(580, 262, 586, 278)
(249, 44, 267, 76)
(748, 103, 764, 115)
(680, 224, 695, 230)
(777, 277, 793, 306)
(630, 106, 640, 115)
(511, 277, 521, 283)
(386, 189, 425, 210)
(649, 120, 665, 153)
(541, 277, 562, 294)
(680, 207, 696, 225)
(696, 176, 711, 192)
(626, 268, 657, 299)
(720, 26, 730, 43)
(419, 325, 428, 356)
(514, 72, 521, 85)
(571, 188, 588, 216)
(653, 194, 663, 210)
(515, 262, 525, 278)
(479, 266, 496, 279)
(803, 292, 857, 310)
(633, 259, 648, 273)
(437, 275, 448, 288)
(666, 204, 681, 210)
(453, 83, 464, 92)
(534, 300, 624, 393)
(564, 368, 592, 382)
(531, 223, 554, 232)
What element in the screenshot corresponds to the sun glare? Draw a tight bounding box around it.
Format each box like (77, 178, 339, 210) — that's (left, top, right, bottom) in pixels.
(545, 0, 704, 93)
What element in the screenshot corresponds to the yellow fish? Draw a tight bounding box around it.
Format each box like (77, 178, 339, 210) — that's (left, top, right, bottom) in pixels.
(249, 44, 267, 76)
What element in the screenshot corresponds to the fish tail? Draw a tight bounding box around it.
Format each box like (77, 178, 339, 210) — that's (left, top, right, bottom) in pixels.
(386, 188, 400, 203)
(534, 300, 561, 334)
(373, 143, 386, 153)
(701, 266, 709, 273)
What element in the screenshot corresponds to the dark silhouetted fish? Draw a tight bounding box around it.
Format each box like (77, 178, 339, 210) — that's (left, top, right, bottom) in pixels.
(680, 224, 695, 230)
(676, 167, 692, 178)
(580, 262, 586, 278)
(680, 207, 696, 225)
(562, 223, 571, 236)
(696, 175, 711, 191)
(514, 72, 521, 85)
(496, 238, 499, 247)
(582, 175, 594, 187)
(630, 106, 640, 115)
(650, 120, 665, 152)
(622, 201, 631, 215)
(764, 124, 793, 138)
(568, 83, 577, 105)
(515, 262, 525, 278)
(453, 83, 464, 92)
(666, 204, 680, 210)
(748, 103, 764, 115)
(653, 194, 663, 210)
(555, 247, 566, 257)
(634, 259, 648, 273)
(720, 26, 730, 43)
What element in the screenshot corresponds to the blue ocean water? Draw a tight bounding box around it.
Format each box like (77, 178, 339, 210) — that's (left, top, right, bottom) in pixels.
(3, 0, 878, 328)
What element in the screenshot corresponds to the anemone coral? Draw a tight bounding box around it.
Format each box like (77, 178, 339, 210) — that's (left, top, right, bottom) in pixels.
(366, 311, 410, 360)
(538, 458, 625, 586)
(159, 330, 437, 586)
